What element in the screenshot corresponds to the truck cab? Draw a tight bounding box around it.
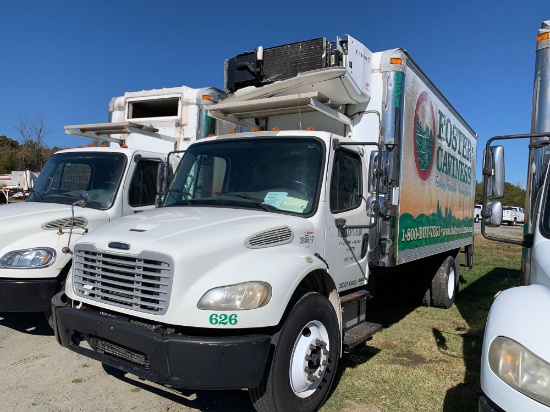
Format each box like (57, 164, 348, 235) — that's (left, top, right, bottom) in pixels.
(0, 85, 225, 324)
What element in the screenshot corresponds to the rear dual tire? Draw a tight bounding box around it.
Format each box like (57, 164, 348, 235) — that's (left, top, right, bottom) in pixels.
(423, 255, 458, 309)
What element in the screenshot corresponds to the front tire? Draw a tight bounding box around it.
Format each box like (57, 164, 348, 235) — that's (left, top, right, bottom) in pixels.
(430, 256, 458, 309)
(249, 292, 340, 412)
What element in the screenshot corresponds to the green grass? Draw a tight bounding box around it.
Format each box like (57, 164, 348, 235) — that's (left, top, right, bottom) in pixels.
(321, 235, 521, 412)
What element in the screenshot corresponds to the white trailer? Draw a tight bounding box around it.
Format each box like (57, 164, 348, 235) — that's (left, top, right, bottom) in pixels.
(0, 85, 226, 325)
(479, 21, 550, 411)
(52, 36, 476, 411)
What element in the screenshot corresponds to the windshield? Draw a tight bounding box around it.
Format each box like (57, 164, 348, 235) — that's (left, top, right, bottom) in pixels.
(164, 137, 324, 215)
(28, 152, 127, 209)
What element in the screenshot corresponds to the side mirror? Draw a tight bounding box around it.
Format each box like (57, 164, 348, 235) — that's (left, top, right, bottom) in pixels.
(484, 201, 503, 227)
(156, 162, 169, 208)
(368, 150, 391, 194)
(77, 191, 89, 208)
(484, 146, 505, 199)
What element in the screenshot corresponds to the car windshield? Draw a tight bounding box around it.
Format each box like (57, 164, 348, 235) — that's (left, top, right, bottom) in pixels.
(27, 152, 127, 209)
(164, 137, 324, 216)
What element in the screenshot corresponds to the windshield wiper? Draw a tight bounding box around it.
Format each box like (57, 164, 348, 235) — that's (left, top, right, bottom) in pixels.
(220, 193, 276, 212)
(166, 189, 192, 205)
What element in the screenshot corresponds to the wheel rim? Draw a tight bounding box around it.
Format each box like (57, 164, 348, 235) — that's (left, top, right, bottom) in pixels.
(447, 266, 456, 299)
(289, 320, 330, 398)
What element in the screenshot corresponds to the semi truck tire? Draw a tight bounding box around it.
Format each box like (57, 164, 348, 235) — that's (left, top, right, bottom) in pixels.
(430, 256, 457, 309)
(249, 292, 340, 412)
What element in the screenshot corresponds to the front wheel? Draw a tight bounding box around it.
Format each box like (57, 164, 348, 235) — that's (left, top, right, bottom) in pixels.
(249, 292, 340, 412)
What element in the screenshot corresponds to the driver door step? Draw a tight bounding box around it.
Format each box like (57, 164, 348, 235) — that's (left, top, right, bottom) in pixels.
(343, 321, 382, 352)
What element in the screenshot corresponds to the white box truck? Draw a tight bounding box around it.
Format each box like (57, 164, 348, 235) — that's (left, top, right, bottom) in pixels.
(52, 36, 477, 411)
(0, 85, 226, 325)
(479, 21, 550, 412)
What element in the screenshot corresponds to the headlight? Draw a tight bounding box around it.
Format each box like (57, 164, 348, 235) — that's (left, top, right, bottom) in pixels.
(489, 336, 550, 406)
(198, 281, 272, 310)
(0, 248, 56, 268)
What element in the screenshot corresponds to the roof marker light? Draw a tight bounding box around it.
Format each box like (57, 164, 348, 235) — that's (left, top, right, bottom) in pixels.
(390, 58, 404, 65)
(537, 32, 550, 43)
(306, 126, 315, 131)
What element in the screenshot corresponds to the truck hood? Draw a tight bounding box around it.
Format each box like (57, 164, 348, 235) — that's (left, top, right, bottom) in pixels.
(0, 202, 110, 251)
(78, 207, 311, 256)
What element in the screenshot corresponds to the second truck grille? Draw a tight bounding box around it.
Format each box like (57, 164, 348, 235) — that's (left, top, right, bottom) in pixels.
(73, 246, 173, 315)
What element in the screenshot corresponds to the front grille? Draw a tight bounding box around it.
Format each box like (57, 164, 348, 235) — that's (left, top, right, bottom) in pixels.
(88, 335, 150, 368)
(73, 245, 173, 315)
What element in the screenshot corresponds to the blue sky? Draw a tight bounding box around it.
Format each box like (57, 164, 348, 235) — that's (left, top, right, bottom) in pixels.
(1, 1, 548, 187)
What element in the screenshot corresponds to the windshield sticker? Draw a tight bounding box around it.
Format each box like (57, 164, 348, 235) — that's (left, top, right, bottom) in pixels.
(264, 192, 288, 208)
(281, 197, 309, 213)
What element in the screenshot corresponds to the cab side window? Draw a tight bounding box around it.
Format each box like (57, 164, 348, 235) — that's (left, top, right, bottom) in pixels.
(129, 160, 159, 207)
(330, 150, 362, 212)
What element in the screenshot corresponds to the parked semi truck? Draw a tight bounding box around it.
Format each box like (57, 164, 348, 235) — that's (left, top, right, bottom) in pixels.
(0, 85, 226, 325)
(479, 20, 550, 412)
(52, 35, 477, 411)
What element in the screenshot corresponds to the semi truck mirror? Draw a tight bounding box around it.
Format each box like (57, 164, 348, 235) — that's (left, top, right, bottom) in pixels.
(484, 201, 503, 227)
(484, 146, 505, 199)
(156, 162, 168, 207)
(368, 151, 390, 194)
(77, 191, 89, 208)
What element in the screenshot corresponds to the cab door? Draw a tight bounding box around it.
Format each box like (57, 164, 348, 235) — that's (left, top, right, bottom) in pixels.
(122, 153, 164, 216)
(324, 144, 370, 291)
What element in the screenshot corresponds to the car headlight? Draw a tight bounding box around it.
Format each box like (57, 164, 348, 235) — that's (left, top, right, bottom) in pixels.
(0, 248, 56, 268)
(198, 281, 272, 310)
(489, 336, 550, 406)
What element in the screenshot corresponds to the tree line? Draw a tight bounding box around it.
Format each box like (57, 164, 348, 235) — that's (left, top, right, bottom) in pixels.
(475, 181, 526, 207)
(0, 114, 102, 174)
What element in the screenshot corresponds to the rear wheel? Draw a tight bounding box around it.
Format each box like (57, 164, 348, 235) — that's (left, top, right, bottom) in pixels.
(430, 256, 458, 309)
(249, 292, 340, 412)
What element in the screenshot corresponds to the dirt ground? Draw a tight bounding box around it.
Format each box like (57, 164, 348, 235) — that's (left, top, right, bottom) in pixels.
(0, 312, 255, 412)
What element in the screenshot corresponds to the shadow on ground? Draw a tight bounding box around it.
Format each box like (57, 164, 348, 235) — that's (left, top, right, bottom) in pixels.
(0, 312, 53, 336)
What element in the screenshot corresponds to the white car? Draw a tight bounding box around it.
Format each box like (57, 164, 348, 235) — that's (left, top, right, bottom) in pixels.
(474, 204, 482, 223)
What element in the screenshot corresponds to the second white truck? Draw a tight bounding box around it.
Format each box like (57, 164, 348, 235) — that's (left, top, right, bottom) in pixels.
(52, 35, 477, 411)
(479, 20, 550, 412)
(0, 85, 226, 325)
